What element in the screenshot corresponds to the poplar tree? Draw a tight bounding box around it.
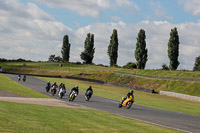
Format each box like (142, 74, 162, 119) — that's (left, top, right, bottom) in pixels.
(80, 33, 95, 64)
(193, 55, 200, 71)
(168, 27, 180, 70)
(107, 29, 119, 66)
(134, 29, 148, 69)
(61, 35, 71, 62)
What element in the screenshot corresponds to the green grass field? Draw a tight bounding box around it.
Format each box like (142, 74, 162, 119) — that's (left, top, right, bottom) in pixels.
(38, 77, 200, 116)
(0, 73, 49, 98)
(0, 101, 183, 133)
(1, 62, 200, 96)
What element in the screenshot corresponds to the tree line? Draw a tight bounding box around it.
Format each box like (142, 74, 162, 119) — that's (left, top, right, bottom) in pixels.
(48, 28, 200, 71)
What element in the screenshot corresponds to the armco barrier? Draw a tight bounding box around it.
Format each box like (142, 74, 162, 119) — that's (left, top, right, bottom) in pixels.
(160, 91, 200, 102)
(66, 76, 155, 93)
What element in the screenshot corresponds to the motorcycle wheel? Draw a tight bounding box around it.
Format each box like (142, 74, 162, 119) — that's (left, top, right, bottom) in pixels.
(60, 93, 63, 99)
(126, 102, 132, 109)
(71, 95, 75, 101)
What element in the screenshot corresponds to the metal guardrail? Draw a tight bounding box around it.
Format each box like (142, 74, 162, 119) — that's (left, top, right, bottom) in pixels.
(160, 91, 200, 102)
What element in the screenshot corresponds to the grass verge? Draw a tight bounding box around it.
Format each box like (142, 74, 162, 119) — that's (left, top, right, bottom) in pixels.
(0, 74, 49, 98)
(38, 77, 200, 116)
(2, 61, 200, 96)
(0, 101, 183, 133)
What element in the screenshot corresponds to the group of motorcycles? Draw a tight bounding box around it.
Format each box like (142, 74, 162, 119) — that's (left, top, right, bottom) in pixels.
(45, 84, 93, 101)
(45, 83, 134, 109)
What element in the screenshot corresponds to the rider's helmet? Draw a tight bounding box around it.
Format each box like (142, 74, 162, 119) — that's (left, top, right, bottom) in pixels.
(54, 82, 56, 85)
(75, 85, 78, 88)
(130, 90, 134, 95)
(89, 85, 92, 89)
(47, 81, 50, 83)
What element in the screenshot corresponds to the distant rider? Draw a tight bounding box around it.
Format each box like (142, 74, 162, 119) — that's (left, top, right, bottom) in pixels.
(58, 83, 63, 92)
(23, 75, 26, 82)
(85, 85, 93, 96)
(18, 75, 21, 81)
(58, 83, 66, 92)
(51, 82, 56, 86)
(69, 85, 79, 97)
(47, 81, 51, 87)
(51, 82, 58, 88)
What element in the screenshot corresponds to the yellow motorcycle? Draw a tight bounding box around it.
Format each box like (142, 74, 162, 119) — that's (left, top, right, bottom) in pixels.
(118, 95, 134, 109)
(69, 90, 77, 101)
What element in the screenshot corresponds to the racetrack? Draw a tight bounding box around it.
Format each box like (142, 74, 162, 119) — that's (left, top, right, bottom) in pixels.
(6, 74, 200, 133)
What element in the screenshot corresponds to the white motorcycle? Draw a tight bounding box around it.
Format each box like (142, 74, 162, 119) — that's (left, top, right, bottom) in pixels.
(58, 88, 66, 99)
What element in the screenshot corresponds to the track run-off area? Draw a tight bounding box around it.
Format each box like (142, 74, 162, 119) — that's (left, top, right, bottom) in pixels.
(5, 74, 200, 133)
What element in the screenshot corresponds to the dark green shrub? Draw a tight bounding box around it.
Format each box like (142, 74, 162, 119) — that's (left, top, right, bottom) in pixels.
(123, 62, 137, 69)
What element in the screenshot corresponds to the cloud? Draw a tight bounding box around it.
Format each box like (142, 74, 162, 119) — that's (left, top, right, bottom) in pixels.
(150, 1, 173, 20)
(178, 0, 200, 15)
(0, 0, 74, 61)
(115, 0, 138, 10)
(1, 0, 200, 70)
(111, 16, 121, 21)
(34, 0, 111, 18)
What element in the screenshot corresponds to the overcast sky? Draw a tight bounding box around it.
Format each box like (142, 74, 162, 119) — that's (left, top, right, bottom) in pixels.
(0, 0, 200, 70)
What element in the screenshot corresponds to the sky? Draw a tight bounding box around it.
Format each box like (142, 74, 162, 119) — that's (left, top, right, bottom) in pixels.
(0, 0, 200, 70)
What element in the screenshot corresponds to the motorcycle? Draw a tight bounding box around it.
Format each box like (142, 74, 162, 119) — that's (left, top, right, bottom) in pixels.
(85, 90, 93, 101)
(69, 91, 77, 101)
(118, 95, 134, 109)
(51, 86, 57, 96)
(23, 76, 26, 82)
(45, 85, 50, 92)
(58, 88, 66, 99)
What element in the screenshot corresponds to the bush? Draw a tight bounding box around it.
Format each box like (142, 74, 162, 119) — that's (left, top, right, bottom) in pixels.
(75, 62, 82, 64)
(96, 64, 104, 67)
(161, 63, 169, 70)
(123, 62, 137, 69)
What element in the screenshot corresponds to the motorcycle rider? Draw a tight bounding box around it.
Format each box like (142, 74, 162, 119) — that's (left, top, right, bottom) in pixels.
(51, 82, 57, 87)
(18, 74, 21, 81)
(23, 75, 26, 82)
(58, 83, 66, 92)
(58, 83, 63, 92)
(122, 90, 134, 104)
(69, 85, 79, 97)
(47, 81, 51, 87)
(85, 85, 93, 96)
(51, 82, 58, 90)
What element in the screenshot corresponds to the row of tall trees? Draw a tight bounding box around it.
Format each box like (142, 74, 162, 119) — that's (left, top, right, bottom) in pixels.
(59, 27, 199, 70)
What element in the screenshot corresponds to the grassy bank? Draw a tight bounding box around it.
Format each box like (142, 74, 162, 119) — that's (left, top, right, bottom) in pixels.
(38, 77, 200, 116)
(0, 74, 49, 98)
(1, 62, 200, 96)
(1, 62, 200, 78)
(0, 101, 182, 133)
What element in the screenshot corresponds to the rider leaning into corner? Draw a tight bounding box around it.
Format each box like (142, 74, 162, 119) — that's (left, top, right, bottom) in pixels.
(51, 82, 58, 88)
(58, 83, 66, 91)
(85, 85, 93, 95)
(122, 90, 134, 103)
(47, 81, 51, 87)
(69, 85, 79, 97)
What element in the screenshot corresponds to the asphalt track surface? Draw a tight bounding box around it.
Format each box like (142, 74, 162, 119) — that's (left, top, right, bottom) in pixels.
(6, 74, 200, 133)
